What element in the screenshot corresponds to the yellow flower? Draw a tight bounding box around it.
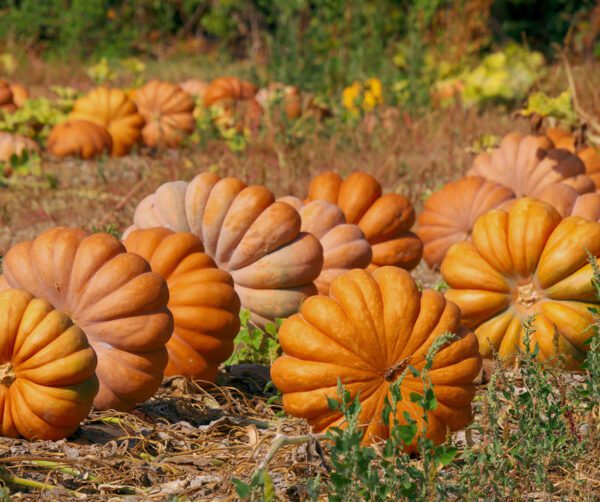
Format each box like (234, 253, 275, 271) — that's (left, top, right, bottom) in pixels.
(362, 78, 383, 111)
(342, 81, 363, 113)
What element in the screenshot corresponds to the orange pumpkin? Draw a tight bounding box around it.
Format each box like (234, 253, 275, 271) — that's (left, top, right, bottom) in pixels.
(179, 79, 209, 101)
(9, 84, 28, 108)
(0, 228, 173, 411)
(441, 197, 600, 369)
(129, 173, 323, 326)
(47, 119, 113, 159)
(203, 77, 261, 133)
(133, 80, 195, 148)
(123, 228, 240, 381)
(0, 288, 98, 440)
(270, 267, 482, 451)
(203, 77, 258, 108)
(279, 196, 371, 294)
(69, 87, 144, 157)
(467, 132, 594, 196)
(307, 171, 423, 271)
(546, 127, 600, 192)
(256, 83, 303, 120)
(535, 183, 600, 221)
(0, 132, 39, 168)
(0, 81, 16, 113)
(417, 176, 515, 269)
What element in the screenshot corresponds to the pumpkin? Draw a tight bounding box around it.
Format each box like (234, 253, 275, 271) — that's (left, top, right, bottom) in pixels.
(179, 79, 209, 101)
(546, 127, 600, 192)
(0, 228, 173, 411)
(0, 289, 98, 440)
(129, 172, 323, 326)
(307, 171, 423, 271)
(535, 183, 600, 221)
(9, 84, 28, 108)
(417, 176, 516, 269)
(0, 81, 16, 113)
(255, 83, 303, 120)
(133, 80, 195, 148)
(69, 87, 145, 157)
(0, 132, 40, 168)
(441, 197, 600, 369)
(123, 228, 240, 380)
(203, 77, 258, 108)
(46, 119, 113, 159)
(270, 267, 482, 451)
(467, 132, 595, 196)
(279, 196, 372, 294)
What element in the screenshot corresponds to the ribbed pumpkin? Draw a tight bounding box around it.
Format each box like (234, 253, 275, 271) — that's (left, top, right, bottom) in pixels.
(270, 267, 482, 451)
(133, 80, 195, 148)
(0, 80, 16, 113)
(0, 289, 99, 440)
(307, 171, 423, 271)
(47, 119, 113, 159)
(123, 228, 240, 380)
(0, 132, 40, 164)
(467, 132, 594, 196)
(546, 127, 600, 192)
(417, 176, 515, 269)
(69, 87, 144, 157)
(203, 77, 258, 107)
(179, 79, 209, 101)
(129, 172, 323, 326)
(0, 228, 173, 411)
(441, 197, 600, 369)
(278, 196, 371, 294)
(535, 183, 600, 221)
(203, 77, 261, 132)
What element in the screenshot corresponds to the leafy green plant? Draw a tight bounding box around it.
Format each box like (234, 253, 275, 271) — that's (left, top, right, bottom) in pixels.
(0, 97, 68, 142)
(0, 150, 41, 186)
(91, 224, 121, 239)
(225, 309, 281, 366)
(520, 90, 578, 127)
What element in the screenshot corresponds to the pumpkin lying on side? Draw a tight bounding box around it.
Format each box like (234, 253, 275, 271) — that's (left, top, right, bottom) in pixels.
(128, 172, 323, 327)
(307, 171, 423, 271)
(417, 176, 516, 269)
(467, 132, 594, 196)
(124, 228, 240, 381)
(441, 197, 600, 369)
(0, 289, 98, 440)
(179, 79, 209, 101)
(203, 77, 258, 107)
(0, 81, 16, 113)
(278, 196, 372, 294)
(535, 183, 600, 221)
(133, 80, 195, 148)
(69, 87, 145, 157)
(546, 127, 600, 192)
(270, 267, 482, 451)
(0, 132, 40, 172)
(203, 77, 261, 132)
(0, 227, 173, 411)
(47, 119, 113, 159)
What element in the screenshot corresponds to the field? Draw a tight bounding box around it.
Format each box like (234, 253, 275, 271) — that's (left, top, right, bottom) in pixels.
(1, 2, 600, 500)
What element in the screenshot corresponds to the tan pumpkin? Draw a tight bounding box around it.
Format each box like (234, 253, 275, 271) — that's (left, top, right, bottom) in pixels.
(0, 289, 98, 440)
(133, 80, 195, 148)
(47, 119, 113, 159)
(270, 267, 482, 451)
(10, 84, 28, 108)
(123, 228, 240, 380)
(546, 127, 600, 192)
(417, 176, 516, 269)
(307, 171, 423, 271)
(278, 196, 371, 294)
(467, 132, 595, 196)
(535, 183, 600, 221)
(69, 87, 145, 157)
(441, 197, 600, 369)
(0, 80, 16, 113)
(0, 132, 40, 167)
(129, 172, 323, 326)
(0, 227, 173, 411)
(179, 79, 209, 101)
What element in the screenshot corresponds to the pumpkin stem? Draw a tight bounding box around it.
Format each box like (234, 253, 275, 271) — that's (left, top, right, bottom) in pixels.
(0, 363, 16, 387)
(384, 356, 412, 382)
(516, 283, 540, 309)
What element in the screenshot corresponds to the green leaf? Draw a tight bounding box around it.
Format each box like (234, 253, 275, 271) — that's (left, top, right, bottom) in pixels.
(434, 446, 458, 467)
(262, 470, 275, 501)
(232, 478, 251, 499)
